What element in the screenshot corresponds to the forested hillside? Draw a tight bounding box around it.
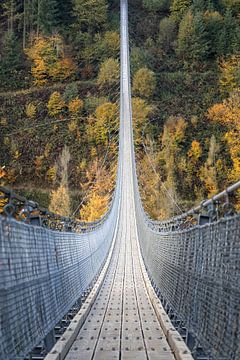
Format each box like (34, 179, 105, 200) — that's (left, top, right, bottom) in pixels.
(128, 0, 240, 218)
(0, 0, 239, 220)
(0, 0, 120, 221)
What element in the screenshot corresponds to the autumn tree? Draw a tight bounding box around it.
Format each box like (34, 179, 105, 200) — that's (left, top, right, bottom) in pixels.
(68, 98, 84, 114)
(199, 135, 219, 196)
(49, 184, 71, 216)
(132, 68, 156, 99)
(26, 35, 76, 85)
(101, 31, 120, 59)
(97, 58, 120, 90)
(219, 55, 240, 95)
(132, 98, 154, 146)
(49, 145, 71, 216)
(207, 91, 240, 183)
(80, 159, 114, 221)
(161, 116, 187, 215)
(47, 92, 66, 117)
(88, 102, 118, 145)
(170, 0, 192, 22)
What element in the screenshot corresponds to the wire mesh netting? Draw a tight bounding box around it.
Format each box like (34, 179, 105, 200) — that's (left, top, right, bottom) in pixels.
(0, 199, 118, 360)
(136, 207, 240, 360)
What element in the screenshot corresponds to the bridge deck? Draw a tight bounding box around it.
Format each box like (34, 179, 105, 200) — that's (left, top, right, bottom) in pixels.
(65, 179, 175, 360)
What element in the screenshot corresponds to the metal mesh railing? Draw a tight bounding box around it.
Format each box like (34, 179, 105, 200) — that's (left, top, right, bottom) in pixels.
(0, 192, 119, 360)
(135, 196, 240, 359)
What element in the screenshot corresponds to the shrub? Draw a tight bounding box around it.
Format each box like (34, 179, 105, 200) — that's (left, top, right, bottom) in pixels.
(47, 92, 66, 117)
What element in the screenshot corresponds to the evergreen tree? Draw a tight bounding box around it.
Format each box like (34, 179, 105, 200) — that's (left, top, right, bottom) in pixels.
(38, 0, 60, 34)
(218, 9, 240, 56)
(191, 0, 215, 12)
(73, 0, 108, 36)
(142, 0, 171, 12)
(204, 11, 223, 57)
(0, 31, 21, 87)
(177, 11, 210, 62)
(158, 17, 177, 53)
(170, 0, 192, 22)
(190, 12, 210, 60)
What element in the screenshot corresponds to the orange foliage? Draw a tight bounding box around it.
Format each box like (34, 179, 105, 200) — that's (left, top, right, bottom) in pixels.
(68, 98, 84, 114)
(188, 140, 202, 163)
(207, 91, 240, 182)
(26, 35, 76, 86)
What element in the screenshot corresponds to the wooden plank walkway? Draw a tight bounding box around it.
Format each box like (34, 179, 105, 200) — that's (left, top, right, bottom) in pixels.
(65, 169, 175, 360)
(63, 1, 177, 359)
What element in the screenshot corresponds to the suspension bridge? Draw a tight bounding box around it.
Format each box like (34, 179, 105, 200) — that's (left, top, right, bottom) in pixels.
(0, 1, 240, 360)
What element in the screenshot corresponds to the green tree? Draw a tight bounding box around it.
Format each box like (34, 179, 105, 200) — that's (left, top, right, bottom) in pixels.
(220, 0, 240, 14)
(73, 0, 108, 35)
(130, 47, 150, 74)
(142, 0, 171, 12)
(132, 68, 157, 99)
(217, 9, 240, 56)
(132, 98, 154, 146)
(0, 31, 22, 88)
(158, 17, 177, 53)
(38, 0, 60, 34)
(204, 11, 223, 57)
(97, 58, 120, 90)
(101, 31, 120, 59)
(170, 0, 192, 22)
(177, 11, 209, 62)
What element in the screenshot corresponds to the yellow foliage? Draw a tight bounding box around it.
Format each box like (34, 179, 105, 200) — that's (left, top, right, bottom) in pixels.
(34, 155, 44, 175)
(132, 68, 156, 99)
(80, 159, 114, 222)
(26, 35, 76, 86)
(31, 58, 48, 86)
(219, 55, 240, 94)
(207, 91, 240, 182)
(103, 31, 120, 57)
(47, 92, 66, 117)
(163, 116, 187, 148)
(88, 102, 118, 145)
(188, 140, 202, 163)
(132, 97, 154, 145)
(14, 150, 21, 160)
(80, 193, 109, 222)
(25, 103, 37, 118)
(0, 118, 8, 126)
(97, 58, 120, 89)
(0, 192, 8, 214)
(5, 168, 17, 184)
(46, 166, 57, 183)
(68, 120, 78, 133)
(68, 98, 84, 114)
(49, 184, 71, 217)
(49, 58, 77, 81)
